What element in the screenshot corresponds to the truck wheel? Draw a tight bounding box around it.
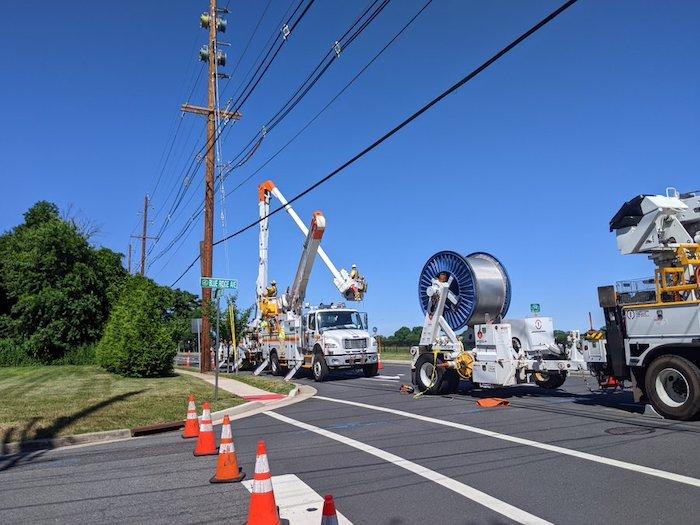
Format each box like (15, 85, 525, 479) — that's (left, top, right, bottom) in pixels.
(645, 355, 700, 420)
(312, 352, 330, 382)
(363, 363, 379, 377)
(270, 353, 282, 376)
(533, 370, 567, 389)
(414, 353, 444, 394)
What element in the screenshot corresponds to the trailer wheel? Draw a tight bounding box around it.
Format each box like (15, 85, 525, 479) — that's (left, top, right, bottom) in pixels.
(363, 363, 379, 377)
(645, 355, 700, 420)
(533, 370, 567, 389)
(312, 352, 329, 382)
(270, 352, 283, 376)
(415, 353, 445, 394)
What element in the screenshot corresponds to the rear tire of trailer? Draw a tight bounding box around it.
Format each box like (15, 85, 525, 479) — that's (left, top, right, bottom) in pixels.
(362, 363, 379, 377)
(533, 370, 567, 389)
(270, 352, 283, 376)
(312, 352, 329, 382)
(414, 353, 445, 394)
(645, 355, 700, 421)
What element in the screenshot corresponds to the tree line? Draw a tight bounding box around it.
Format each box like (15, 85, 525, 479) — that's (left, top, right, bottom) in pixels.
(0, 201, 249, 376)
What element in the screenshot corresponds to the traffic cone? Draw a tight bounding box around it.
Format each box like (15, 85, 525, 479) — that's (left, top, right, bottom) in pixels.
(182, 395, 199, 439)
(193, 402, 217, 456)
(246, 440, 280, 525)
(321, 495, 339, 525)
(378, 350, 384, 371)
(210, 415, 245, 483)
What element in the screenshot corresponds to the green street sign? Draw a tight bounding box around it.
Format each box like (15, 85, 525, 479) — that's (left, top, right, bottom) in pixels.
(201, 277, 238, 289)
(530, 303, 541, 314)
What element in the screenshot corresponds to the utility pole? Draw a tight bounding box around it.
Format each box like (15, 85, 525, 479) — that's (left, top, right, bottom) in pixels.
(127, 243, 132, 274)
(131, 195, 156, 277)
(182, 0, 239, 372)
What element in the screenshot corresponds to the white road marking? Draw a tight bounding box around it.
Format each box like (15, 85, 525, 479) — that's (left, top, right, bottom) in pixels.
(242, 473, 352, 524)
(314, 396, 700, 488)
(267, 411, 551, 525)
(375, 374, 401, 380)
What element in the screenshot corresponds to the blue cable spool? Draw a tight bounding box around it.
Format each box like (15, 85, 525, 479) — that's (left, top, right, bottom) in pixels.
(418, 251, 511, 331)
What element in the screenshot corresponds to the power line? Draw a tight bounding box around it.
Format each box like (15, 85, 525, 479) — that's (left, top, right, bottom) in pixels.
(151, 0, 396, 268)
(146, 0, 317, 253)
(224, 0, 436, 199)
(170, 0, 579, 287)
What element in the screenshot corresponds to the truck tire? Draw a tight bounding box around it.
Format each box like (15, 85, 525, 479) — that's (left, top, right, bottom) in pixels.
(414, 353, 444, 394)
(363, 363, 379, 377)
(645, 355, 700, 420)
(533, 370, 567, 389)
(270, 352, 283, 377)
(312, 352, 330, 382)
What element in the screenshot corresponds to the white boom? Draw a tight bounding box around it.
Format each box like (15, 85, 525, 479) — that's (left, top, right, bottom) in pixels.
(257, 180, 366, 303)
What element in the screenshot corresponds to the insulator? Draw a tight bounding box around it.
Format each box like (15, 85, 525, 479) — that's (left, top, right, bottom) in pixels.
(216, 51, 227, 66)
(200, 13, 211, 28)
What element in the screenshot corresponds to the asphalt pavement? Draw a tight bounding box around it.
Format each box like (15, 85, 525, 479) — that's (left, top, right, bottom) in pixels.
(2, 363, 699, 524)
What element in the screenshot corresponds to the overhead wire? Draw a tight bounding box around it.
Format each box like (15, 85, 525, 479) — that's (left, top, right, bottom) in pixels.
(169, 0, 580, 286)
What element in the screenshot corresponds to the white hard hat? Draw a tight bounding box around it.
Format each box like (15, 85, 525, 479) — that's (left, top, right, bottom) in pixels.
(351, 264, 357, 268)
(271, 280, 276, 284)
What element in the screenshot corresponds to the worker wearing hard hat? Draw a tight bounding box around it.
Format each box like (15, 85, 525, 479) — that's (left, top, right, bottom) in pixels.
(350, 264, 359, 280)
(266, 280, 278, 298)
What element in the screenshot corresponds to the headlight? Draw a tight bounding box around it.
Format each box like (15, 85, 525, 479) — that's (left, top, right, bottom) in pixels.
(370, 337, 377, 348)
(324, 341, 338, 349)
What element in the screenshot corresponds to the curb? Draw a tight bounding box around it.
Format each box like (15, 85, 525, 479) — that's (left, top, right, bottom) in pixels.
(1, 428, 132, 456)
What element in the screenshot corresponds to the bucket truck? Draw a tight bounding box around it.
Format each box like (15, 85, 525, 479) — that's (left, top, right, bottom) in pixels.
(592, 188, 700, 420)
(241, 181, 377, 382)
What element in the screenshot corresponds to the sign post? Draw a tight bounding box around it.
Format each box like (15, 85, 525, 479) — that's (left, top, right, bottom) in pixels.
(200, 277, 237, 401)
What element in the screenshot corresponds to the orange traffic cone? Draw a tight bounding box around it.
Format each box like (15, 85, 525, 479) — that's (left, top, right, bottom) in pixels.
(210, 415, 245, 483)
(378, 350, 384, 371)
(193, 402, 218, 456)
(182, 395, 199, 439)
(321, 495, 339, 525)
(246, 440, 280, 525)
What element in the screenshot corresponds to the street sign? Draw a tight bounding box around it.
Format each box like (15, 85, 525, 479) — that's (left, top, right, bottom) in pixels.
(200, 277, 238, 289)
(530, 303, 541, 314)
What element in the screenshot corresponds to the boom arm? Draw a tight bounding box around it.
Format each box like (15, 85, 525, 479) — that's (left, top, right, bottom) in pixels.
(259, 180, 366, 301)
(288, 212, 326, 313)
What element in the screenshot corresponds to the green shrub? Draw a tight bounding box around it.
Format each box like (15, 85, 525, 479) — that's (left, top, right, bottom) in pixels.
(0, 339, 40, 366)
(96, 276, 176, 377)
(54, 343, 96, 365)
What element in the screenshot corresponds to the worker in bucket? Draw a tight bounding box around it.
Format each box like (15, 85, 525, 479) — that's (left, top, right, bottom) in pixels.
(350, 264, 359, 280)
(266, 280, 278, 297)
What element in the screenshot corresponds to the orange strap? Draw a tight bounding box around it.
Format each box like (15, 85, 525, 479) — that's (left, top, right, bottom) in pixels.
(476, 398, 510, 408)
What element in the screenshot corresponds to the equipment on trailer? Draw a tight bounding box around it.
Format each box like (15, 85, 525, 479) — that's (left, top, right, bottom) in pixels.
(595, 188, 700, 420)
(411, 251, 583, 394)
(240, 180, 377, 381)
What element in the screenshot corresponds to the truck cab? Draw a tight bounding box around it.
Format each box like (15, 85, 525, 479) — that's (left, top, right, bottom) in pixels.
(302, 306, 378, 381)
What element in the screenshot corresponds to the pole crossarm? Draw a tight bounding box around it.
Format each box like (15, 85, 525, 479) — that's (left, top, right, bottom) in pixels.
(181, 103, 241, 121)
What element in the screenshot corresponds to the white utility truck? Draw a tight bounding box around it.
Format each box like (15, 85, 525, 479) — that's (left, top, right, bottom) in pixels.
(410, 251, 584, 394)
(592, 188, 700, 419)
(242, 181, 377, 381)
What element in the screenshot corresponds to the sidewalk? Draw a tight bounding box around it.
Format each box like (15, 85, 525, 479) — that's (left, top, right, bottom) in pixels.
(177, 369, 271, 397)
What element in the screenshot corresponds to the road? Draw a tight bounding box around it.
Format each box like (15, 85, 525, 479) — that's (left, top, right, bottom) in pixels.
(2, 363, 699, 524)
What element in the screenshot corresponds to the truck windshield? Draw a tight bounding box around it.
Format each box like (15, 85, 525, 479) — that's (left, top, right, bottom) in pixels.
(317, 311, 366, 331)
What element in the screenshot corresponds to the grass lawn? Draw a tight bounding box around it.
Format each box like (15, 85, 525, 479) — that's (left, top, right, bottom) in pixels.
(220, 373, 295, 395)
(380, 347, 412, 361)
(0, 365, 242, 443)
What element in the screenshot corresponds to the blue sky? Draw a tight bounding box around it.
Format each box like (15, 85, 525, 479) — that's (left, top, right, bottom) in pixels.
(1, 1, 699, 334)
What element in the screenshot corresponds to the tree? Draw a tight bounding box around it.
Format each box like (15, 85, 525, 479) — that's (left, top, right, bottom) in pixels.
(553, 330, 569, 346)
(96, 276, 177, 377)
(0, 202, 127, 363)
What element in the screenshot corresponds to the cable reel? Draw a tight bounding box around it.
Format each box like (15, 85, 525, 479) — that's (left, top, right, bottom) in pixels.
(418, 250, 511, 331)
